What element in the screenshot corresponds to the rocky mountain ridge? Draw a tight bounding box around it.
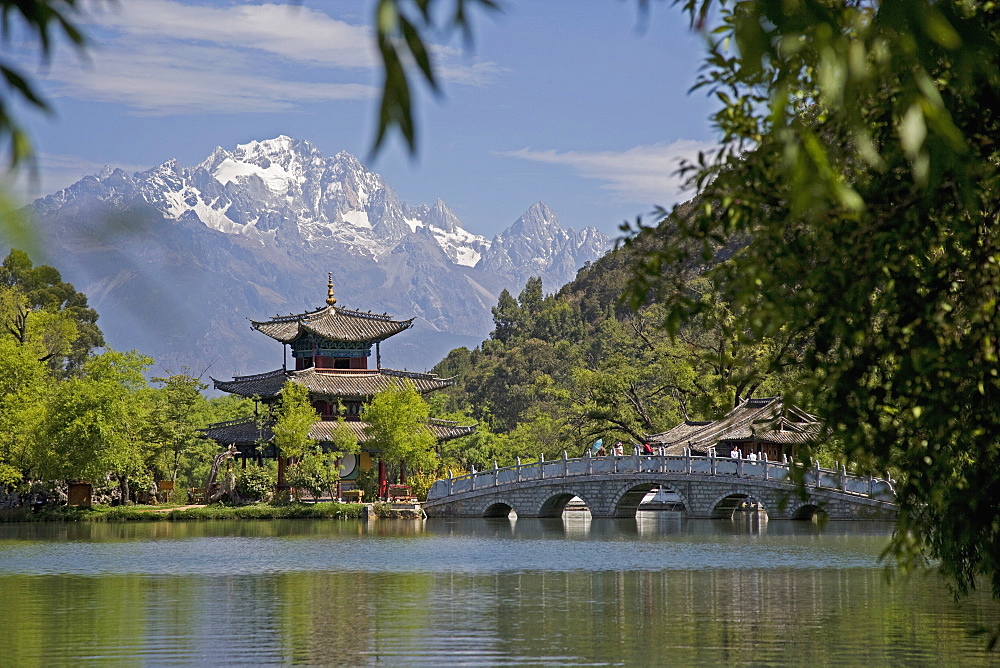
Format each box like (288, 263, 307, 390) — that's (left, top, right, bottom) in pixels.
(28, 136, 612, 376)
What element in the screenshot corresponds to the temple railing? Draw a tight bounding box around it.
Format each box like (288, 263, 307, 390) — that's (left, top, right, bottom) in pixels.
(427, 451, 896, 503)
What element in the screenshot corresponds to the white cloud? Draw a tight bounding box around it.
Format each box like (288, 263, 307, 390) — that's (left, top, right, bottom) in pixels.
(503, 140, 717, 206)
(55, 41, 374, 114)
(88, 1, 378, 69)
(33, 0, 499, 115)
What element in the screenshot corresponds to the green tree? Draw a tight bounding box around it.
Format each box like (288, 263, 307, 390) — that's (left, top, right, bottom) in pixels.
(286, 444, 341, 502)
(272, 381, 317, 461)
(327, 418, 361, 460)
(149, 372, 211, 485)
(287, 414, 360, 501)
(473, 338, 572, 432)
(0, 249, 104, 374)
(671, 281, 806, 413)
(0, 336, 52, 486)
(362, 381, 438, 474)
(172, 392, 255, 495)
(35, 349, 155, 503)
(490, 288, 521, 344)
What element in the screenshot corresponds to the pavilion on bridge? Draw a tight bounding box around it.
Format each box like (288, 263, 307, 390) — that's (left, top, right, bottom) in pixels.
(203, 274, 475, 499)
(647, 396, 820, 461)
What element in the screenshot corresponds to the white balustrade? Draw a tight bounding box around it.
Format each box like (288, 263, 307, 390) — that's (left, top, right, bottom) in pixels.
(424, 454, 895, 503)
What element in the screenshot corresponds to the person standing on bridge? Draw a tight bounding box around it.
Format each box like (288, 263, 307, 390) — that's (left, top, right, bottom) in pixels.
(642, 442, 655, 456)
(730, 446, 740, 459)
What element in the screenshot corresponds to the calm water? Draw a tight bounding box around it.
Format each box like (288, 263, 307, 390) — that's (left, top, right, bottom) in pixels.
(1, 513, 997, 666)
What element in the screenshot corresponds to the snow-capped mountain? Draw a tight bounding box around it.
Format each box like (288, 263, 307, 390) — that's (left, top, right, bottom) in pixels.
(28, 136, 611, 374)
(477, 202, 609, 288)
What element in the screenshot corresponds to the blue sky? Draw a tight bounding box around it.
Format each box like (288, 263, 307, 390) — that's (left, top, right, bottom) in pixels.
(12, 0, 717, 239)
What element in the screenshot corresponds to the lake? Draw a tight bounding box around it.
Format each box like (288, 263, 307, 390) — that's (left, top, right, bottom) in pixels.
(1, 513, 997, 666)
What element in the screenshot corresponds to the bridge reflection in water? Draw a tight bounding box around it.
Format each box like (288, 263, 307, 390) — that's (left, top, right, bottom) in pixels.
(425, 452, 897, 521)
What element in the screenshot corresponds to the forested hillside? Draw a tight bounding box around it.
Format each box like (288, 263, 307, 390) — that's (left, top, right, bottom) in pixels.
(430, 210, 806, 474)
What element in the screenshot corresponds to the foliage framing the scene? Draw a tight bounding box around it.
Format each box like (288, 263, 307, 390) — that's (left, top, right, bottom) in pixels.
(369, 0, 1000, 622)
(621, 0, 1000, 610)
(1, 0, 998, 637)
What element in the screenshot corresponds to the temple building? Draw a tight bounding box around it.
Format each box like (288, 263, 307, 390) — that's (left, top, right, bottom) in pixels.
(203, 275, 475, 497)
(646, 396, 820, 461)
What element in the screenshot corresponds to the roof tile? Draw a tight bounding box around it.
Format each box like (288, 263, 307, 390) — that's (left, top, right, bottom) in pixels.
(213, 367, 453, 399)
(252, 305, 412, 343)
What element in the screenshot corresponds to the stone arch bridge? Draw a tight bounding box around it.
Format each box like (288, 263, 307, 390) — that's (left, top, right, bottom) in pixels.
(424, 453, 897, 520)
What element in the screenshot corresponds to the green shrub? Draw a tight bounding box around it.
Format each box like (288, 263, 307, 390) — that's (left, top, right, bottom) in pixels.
(167, 502, 364, 520)
(285, 446, 341, 502)
(237, 464, 277, 502)
(407, 472, 437, 501)
(370, 502, 393, 518)
(0, 500, 367, 522)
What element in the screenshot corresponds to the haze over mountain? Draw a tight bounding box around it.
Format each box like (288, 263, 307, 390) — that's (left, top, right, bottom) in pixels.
(28, 136, 611, 377)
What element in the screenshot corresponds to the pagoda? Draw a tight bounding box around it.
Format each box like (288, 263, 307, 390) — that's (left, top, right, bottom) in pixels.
(204, 274, 475, 498)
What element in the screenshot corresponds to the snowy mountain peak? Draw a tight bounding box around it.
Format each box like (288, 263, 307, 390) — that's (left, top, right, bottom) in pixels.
(34, 135, 610, 288)
(28, 135, 614, 378)
(197, 136, 315, 194)
(513, 201, 561, 235)
(426, 199, 461, 234)
(333, 149, 364, 171)
(475, 200, 610, 288)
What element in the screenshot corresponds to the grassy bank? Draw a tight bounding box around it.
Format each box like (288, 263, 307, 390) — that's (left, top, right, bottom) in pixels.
(0, 502, 380, 522)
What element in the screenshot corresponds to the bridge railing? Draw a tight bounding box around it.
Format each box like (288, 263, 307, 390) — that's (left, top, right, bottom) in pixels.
(427, 452, 896, 503)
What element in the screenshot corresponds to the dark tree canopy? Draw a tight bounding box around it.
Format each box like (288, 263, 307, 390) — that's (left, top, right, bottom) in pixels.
(620, 0, 1000, 609)
(372, 0, 1000, 621)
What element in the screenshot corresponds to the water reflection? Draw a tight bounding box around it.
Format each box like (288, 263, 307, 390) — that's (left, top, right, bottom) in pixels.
(3, 565, 996, 665)
(0, 513, 899, 544)
(0, 518, 996, 665)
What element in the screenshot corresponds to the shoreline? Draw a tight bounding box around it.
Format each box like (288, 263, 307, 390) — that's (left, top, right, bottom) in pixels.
(0, 501, 424, 523)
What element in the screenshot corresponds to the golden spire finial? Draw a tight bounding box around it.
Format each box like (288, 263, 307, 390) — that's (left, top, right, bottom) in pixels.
(325, 272, 337, 306)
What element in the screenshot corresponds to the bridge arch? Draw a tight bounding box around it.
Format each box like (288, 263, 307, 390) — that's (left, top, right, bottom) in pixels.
(537, 491, 593, 518)
(482, 501, 515, 518)
(610, 482, 690, 518)
(708, 489, 768, 520)
(789, 501, 828, 521)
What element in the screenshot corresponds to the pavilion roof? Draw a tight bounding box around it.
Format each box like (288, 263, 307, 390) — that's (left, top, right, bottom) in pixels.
(251, 305, 413, 344)
(212, 367, 454, 399)
(202, 416, 476, 447)
(647, 396, 820, 455)
(648, 420, 713, 445)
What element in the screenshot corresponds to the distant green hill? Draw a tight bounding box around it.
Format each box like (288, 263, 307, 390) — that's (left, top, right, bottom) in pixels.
(430, 201, 797, 474)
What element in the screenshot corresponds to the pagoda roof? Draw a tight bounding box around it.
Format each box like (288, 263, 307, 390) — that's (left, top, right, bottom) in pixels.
(251, 305, 413, 344)
(647, 396, 820, 455)
(203, 416, 476, 447)
(212, 367, 453, 399)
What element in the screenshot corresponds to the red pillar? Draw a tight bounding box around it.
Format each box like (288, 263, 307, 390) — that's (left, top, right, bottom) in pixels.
(277, 455, 287, 488)
(378, 459, 387, 500)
